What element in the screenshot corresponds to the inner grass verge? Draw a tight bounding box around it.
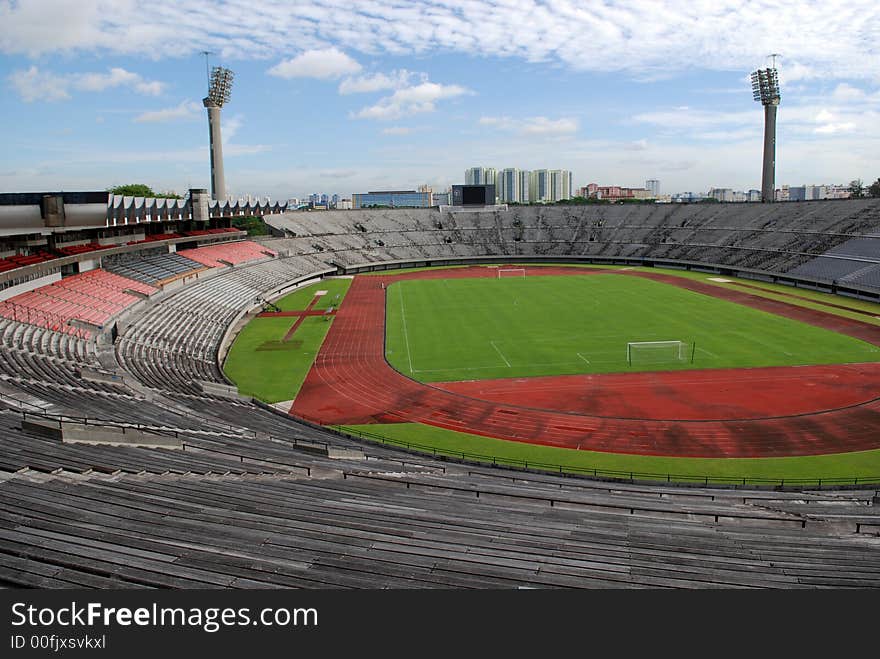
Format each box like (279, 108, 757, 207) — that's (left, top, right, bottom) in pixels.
(224, 278, 351, 403)
(335, 422, 880, 485)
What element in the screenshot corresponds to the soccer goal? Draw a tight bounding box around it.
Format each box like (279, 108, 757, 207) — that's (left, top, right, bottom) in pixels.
(627, 340, 693, 366)
(497, 268, 526, 278)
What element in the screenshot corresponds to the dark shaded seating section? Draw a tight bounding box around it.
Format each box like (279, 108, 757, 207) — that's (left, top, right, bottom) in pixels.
(103, 252, 205, 285)
(788, 234, 880, 291)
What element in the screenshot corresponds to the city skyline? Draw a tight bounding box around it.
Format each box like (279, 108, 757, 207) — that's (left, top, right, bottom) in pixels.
(1, 1, 878, 199)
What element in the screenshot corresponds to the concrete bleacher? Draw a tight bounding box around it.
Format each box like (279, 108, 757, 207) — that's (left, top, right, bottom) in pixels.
(103, 252, 205, 285)
(0, 462, 877, 588)
(787, 233, 880, 290)
(116, 258, 318, 394)
(263, 199, 880, 282)
(0, 200, 880, 588)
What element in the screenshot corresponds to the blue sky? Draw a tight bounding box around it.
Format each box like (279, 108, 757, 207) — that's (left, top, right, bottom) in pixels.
(1, 0, 878, 200)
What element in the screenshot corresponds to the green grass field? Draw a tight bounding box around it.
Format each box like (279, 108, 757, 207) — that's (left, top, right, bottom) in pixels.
(223, 279, 350, 403)
(385, 274, 880, 382)
(222, 266, 880, 483)
(339, 422, 880, 485)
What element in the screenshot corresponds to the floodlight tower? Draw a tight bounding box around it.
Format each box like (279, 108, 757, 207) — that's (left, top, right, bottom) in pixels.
(751, 61, 781, 203)
(203, 65, 234, 201)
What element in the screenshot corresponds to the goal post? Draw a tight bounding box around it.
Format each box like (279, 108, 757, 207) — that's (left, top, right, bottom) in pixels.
(626, 340, 694, 366)
(497, 268, 526, 279)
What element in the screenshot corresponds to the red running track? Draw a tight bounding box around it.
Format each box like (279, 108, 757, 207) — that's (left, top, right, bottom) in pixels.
(290, 266, 880, 458)
(435, 363, 880, 421)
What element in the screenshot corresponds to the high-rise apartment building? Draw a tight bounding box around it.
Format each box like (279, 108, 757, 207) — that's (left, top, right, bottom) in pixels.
(465, 167, 497, 186)
(468, 166, 569, 202)
(550, 169, 572, 201)
(646, 179, 660, 197)
(531, 170, 549, 202)
(518, 170, 531, 203)
(498, 168, 520, 203)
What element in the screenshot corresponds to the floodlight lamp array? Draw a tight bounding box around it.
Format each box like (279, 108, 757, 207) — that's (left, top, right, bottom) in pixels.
(750, 68, 780, 105)
(208, 66, 234, 106)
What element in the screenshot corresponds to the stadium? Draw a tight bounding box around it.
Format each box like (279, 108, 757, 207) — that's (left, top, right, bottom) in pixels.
(1, 193, 879, 588)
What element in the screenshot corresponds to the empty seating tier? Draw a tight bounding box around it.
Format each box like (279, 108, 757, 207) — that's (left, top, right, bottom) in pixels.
(263, 199, 880, 287)
(0, 251, 55, 272)
(54, 243, 115, 257)
(0, 199, 879, 589)
(177, 240, 276, 267)
(103, 252, 205, 285)
(0, 269, 154, 336)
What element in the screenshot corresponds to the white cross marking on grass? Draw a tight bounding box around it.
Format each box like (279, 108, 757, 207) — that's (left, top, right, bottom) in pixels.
(489, 340, 512, 368)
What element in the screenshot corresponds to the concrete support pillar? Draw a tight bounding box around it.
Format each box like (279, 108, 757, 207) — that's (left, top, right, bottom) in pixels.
(42, 195, 65, 227)
(204, 99, 226, 202)
(762, 103, 778, 203)
(189, 188, 210, 223)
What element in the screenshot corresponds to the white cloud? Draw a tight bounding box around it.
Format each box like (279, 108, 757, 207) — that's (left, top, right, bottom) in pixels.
(630, 101, 877, 144)
(382, 126, 412, 135)
(8, 65, 164, 102)
(479, 116, 579, 135)
(78, 67, 137, 91)
(318, 169, 356, 178)
(225, 144, 272, 156)
(831, 83, 866, 102)
(2, 2, 878, 82)
(352, 80, 469, 120)
(222, 115, 243, 142)
(8, 66, 71, 102)
(268, 48, 362, 80)
(632, 107, 755, 131)
(134, 101, 201, 123)
(339, 70, 413, 94)
(814, 122, 856, 135)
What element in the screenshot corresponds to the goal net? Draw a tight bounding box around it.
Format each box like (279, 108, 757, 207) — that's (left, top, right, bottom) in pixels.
(497, 268, 526, 278)
(627, 340, 691, 366)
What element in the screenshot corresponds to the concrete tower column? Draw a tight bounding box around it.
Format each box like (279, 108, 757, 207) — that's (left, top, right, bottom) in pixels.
(189, 188, 210, 223)
(204, 98, 226, 202)
(762, 103, 778, 203)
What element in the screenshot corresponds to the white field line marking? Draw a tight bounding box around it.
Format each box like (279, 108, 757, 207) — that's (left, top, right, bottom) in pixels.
(696, 347, 719, 358)
(490, 340, 512, 368)
(413, 364, 504, 374)
(398, 284, 415, 373)
(414, 361, 580, 374)
(576, 352, 591, 364)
